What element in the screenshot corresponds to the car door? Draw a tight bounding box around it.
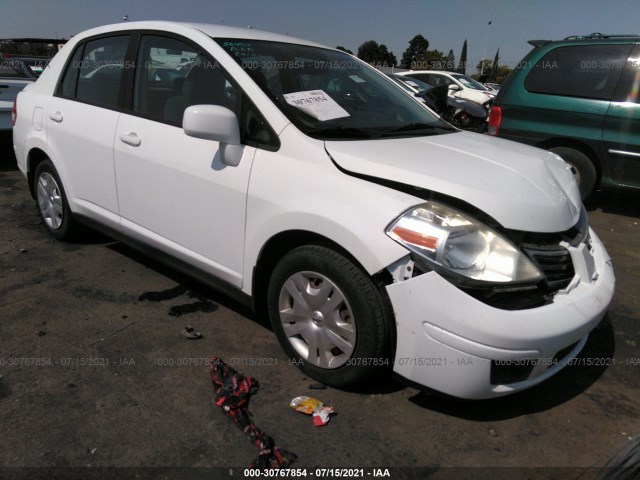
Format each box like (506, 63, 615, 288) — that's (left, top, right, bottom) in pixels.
(113, 34, 255, 287)
(603, 44, 640, 189)
(46, 35, 130, 228)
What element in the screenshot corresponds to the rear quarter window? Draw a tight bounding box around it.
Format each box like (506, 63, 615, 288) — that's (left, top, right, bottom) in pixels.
(58, 35, 130, 109)
(612, 45, 640, 104)
(524, 44, 632, 100)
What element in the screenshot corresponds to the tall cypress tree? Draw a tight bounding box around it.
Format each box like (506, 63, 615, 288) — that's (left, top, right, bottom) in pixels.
(489, 48, 500, 82)
(446, 49, 455, 71)
(457, 39, 467, 74)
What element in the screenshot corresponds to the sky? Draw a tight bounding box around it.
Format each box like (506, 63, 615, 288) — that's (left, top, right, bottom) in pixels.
(1, 0, 639, 72)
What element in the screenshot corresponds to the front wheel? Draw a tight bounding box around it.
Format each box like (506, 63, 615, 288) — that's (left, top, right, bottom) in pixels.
(267, 245, 393, 387)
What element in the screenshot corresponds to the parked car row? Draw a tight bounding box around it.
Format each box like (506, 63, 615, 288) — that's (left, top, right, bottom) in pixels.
(397, 70, 496, 109)
(387, 73, 488, 132)
(13, 21, 615, 400)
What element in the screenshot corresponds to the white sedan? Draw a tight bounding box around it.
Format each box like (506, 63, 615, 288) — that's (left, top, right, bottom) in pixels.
(13, 21, 614, 399)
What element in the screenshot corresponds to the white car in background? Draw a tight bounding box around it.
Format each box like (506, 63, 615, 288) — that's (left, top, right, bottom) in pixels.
(398, 70, 495, 107)
(13, 21, 614, 399)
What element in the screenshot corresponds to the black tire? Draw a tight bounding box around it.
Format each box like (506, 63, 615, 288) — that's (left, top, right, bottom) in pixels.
(267, 245, 393, 387)
(550, 147, 597, 200)
(33, 160, 82, 241)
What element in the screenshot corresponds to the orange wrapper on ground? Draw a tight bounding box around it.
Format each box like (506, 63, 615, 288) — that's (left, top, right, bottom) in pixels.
(289, 396, 323, 414)
(289, 396, 335, 426)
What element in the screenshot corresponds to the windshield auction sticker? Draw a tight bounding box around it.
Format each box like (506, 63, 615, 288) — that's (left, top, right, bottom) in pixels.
(283, 90, 350, 121)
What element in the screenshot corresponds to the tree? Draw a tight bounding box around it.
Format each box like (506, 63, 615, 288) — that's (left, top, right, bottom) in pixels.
(377, 44, 397, 67)
(446, 49, 456, 71)
(496, 65, 512, 84)
(357, 40, 380, 63)
(336, 45, 353, 55)
(488, 49, 500, 82)
(425, 49, 448, 70)
(476, 58, 492, 75)
(356, 40, 396, 67)
(457, 39, 467, 74)
(400, 34, 429, 69)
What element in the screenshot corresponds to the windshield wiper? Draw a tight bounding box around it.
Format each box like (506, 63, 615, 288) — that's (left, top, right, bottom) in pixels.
(305, 126, 384, 139)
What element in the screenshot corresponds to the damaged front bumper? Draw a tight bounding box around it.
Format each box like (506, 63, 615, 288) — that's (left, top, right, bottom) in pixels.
(386, 228, 615, 400)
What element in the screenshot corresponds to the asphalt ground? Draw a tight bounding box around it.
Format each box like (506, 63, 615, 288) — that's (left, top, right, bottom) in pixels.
(1, 142, 640, 480)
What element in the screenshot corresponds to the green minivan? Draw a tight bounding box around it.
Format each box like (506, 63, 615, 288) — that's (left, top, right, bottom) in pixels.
(489, 34, 640, 198)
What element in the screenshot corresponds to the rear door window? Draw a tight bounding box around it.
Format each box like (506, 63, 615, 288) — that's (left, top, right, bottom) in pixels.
(525, 44, 632, 100)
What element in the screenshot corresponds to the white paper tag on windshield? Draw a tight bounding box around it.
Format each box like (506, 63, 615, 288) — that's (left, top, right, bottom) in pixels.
(283, 90, 350, 121)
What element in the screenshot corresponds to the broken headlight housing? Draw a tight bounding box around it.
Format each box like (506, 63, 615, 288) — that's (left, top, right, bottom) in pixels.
(386, 202, 543, 284)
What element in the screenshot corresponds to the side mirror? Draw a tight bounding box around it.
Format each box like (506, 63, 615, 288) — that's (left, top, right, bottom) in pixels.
(183, 105, 243, 166)
(448, 84, 461, 92)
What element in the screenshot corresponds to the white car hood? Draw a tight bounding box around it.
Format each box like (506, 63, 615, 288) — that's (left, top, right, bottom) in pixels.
(325, 131, 582, 232)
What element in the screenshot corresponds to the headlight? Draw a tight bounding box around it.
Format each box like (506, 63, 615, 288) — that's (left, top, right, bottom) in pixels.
(386, 202, 543, 283)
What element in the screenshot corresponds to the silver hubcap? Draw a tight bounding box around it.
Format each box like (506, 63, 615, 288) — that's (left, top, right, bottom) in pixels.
(36, 172, 64, 230)
(278, 271, 356, 369)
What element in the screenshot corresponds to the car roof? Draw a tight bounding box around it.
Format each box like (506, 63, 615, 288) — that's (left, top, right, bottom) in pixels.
(529, 33, 640, 48)
(68, 20, 328, 49)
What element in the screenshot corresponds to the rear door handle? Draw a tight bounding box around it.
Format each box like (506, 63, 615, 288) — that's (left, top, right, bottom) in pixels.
(49, 111, 63, 123)
(119, 132, 141, 147)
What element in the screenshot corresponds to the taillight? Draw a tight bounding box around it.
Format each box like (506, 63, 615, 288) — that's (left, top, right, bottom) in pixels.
(11, 99, 17, 126)
(487, 105, 501, 136)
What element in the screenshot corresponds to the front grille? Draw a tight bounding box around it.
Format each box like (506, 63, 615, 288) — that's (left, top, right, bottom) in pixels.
(524, 245, 575, 291)
(505, 206, 589, 249)
(458, 242, 577, 310)
(403, 195, 587, 311)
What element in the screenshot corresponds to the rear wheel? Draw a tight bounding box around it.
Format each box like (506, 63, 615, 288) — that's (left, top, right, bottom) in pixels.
(550, 147, 597, 200)
(267, 245, 392, 387)
(33, 160, 82, 240)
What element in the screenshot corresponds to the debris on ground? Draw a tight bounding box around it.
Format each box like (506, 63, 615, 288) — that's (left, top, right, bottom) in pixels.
(88, 321, 136, 346)
(289, 396, 335, 427)
(308, 383, 327, 390)
(180, 325, 202, 339)
(210, 356, 297, 468)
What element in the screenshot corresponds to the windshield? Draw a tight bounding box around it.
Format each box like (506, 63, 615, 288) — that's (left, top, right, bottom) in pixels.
(398, 76, 431, 92)
(451, 74, 489, 91)
(216, 39, 454, 139)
